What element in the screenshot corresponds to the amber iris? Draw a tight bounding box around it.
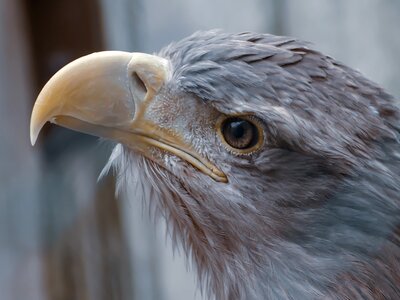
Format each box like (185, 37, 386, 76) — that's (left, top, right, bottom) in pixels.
(221, 117, 260, 150)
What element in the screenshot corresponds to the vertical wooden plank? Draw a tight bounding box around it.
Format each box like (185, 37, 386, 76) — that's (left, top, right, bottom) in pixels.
(0, 0, 43, 299)
(270, 0, 287, 35)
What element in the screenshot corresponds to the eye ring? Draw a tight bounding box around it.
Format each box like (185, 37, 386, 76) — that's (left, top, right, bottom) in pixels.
(216, 115, 264, 155)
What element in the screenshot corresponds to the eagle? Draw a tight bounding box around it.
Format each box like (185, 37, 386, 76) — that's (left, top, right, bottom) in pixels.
(31, 31, 400, 299)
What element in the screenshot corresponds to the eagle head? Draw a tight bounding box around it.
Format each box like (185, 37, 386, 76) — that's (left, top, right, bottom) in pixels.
(31, 31, 400, 299)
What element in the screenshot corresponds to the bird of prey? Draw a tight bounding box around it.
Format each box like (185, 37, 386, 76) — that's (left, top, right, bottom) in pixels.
(31, 31, 400, 299)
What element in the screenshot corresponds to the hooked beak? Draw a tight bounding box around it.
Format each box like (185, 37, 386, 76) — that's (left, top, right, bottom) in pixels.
(30, 51, 227, 182)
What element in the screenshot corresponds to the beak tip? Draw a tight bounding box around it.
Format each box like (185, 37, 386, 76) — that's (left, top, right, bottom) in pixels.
(30, 126, 38, 146)
(30, 113, 44, 146)
(30, 98, 50, 146)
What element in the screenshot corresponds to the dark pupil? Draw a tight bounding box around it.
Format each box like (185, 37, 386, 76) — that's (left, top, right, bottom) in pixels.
(222, 117, 258, 149)
(229, 121, 247, 139)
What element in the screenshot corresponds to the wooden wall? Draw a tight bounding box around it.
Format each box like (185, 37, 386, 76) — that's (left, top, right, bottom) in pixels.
(0, 0, 42, 299)
(0, 1, 398, 300)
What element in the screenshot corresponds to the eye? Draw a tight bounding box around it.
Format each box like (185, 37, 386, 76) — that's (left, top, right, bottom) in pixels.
(218, 116, 264, 154)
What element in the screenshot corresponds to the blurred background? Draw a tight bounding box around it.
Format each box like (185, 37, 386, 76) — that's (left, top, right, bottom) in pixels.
(1, 0, 399, 299)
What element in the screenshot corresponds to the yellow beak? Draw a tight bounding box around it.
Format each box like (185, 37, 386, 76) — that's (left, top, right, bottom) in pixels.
(30, 51, 227, 182)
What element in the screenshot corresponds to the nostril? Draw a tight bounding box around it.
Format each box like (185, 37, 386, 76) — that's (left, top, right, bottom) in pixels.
(127, 53, 169, 105)
(131, 71, 147, 102)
